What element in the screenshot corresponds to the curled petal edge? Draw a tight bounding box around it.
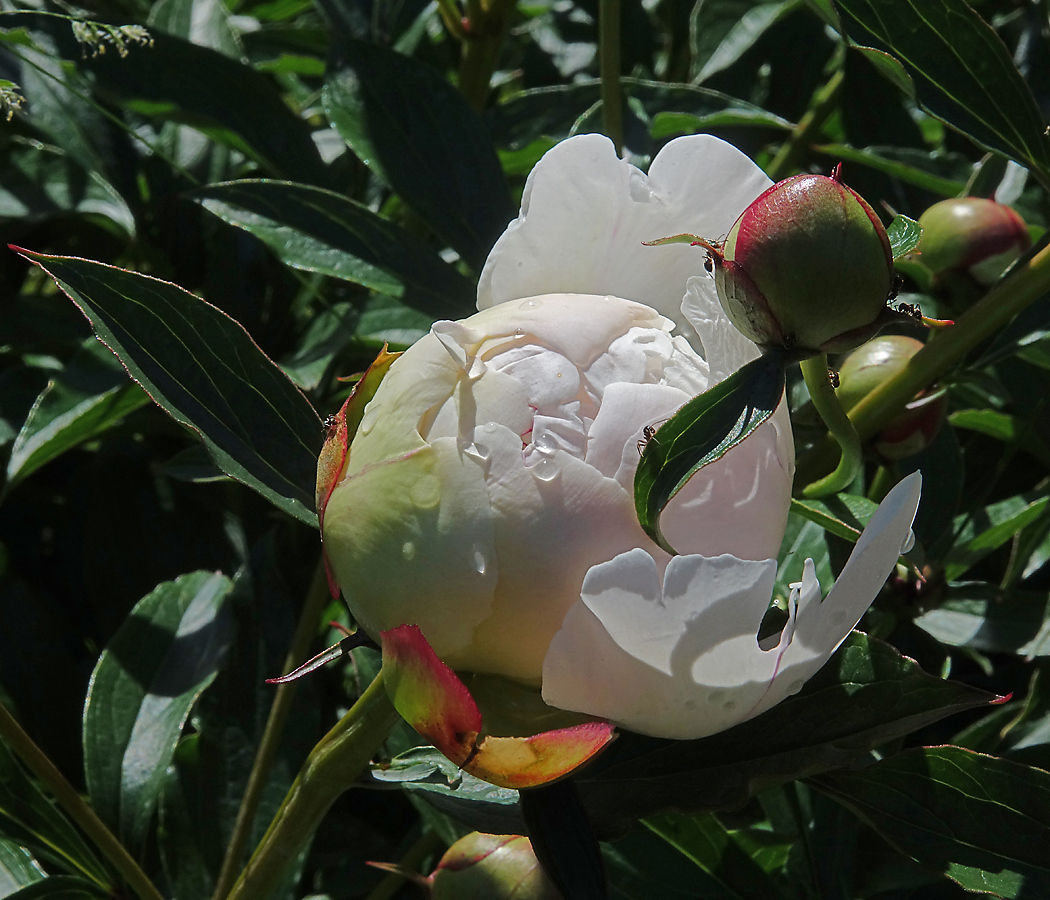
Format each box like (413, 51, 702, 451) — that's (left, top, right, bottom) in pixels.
(380, 625, 616, 789)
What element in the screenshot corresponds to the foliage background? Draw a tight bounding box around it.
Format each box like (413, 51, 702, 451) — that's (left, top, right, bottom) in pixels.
(2, 0, 1050, 897)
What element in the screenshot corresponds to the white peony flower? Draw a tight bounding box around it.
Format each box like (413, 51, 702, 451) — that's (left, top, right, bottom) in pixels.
(321, 133, 920, 740)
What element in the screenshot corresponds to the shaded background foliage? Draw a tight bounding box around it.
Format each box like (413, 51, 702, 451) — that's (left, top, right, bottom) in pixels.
(2, 0, 1050, 896)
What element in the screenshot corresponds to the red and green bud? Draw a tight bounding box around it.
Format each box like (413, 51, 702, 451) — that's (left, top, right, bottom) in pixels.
(710, 169, 896, 354)
(429, 833, 562, 900)
(836, 335, 946, 460)
(914, 197, 1030, 285)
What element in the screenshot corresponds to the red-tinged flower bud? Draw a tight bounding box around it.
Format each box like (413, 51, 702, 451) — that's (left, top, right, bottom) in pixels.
(429, 833, 562, 900)
(710, 169, 896, 355)
(914, 197, 1030, 285)
(836, 335, 946, 460)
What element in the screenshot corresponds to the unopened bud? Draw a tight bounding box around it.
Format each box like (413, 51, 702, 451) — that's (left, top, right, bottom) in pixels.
(836, 335, 946, 460)
(429, 833, 561, 900)
(914, 197, 1029, 285)
(711, 169, 896, 355)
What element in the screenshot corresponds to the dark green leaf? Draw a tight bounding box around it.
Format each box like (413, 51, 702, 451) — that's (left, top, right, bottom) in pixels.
(85, 32, 327, 184)
(575, 633, 993, 836)
(813, 747, 1050, 899)
(0, 141, 134, 234)
(944, 490, 1050, 581)
(635, 349, 787, 554)
(323, 40, 512, 269)
(834, 0, 1050, 177)
(643, 814, 787, 900)
(0, 744, 108, 887)
(949, 408, 1050, 467)
(812, 144, 968, 196)
(691, 0, 799, 83)
(789, 492, 878, 543)
(914, 583, 1050, 656)
(195, 179, 476, 319)
(17, 251, 323, 525)
(604, 829, 736, 899)
(490, 79, 791, 151)
(521, 781, 606, 900)
(0, 838, 44, 894)
(4, 876, 111, 899)
(5, 338, 149, 489)
(147, 0, 241, 58)
(887, 214, 922, 259)
(83, 571, 234, 852)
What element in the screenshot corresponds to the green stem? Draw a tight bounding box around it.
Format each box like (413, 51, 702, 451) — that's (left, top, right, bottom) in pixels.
(599, 0, 623, 156)
(867, 465, 894, 504)
(212, 560, 332, 900)
(797, 240, 1050, 484)
(766, 68, 844, 181)
(799, 353, 863, 497)
(457, 0, 515, 110)
(0, 703, 165, 900)
(225, 673, 400, 900)
(436, 0, 468, 41)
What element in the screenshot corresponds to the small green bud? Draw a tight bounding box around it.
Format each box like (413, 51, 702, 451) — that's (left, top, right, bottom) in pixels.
(914, 197, 1030, 285)
(836, 335, 946, 460)
(430, 833, 562, 900)
(712, 169, 895, 355)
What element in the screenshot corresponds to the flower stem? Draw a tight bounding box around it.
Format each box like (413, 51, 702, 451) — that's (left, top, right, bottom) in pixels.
(797, 240, 1050, 483)
(799, 353, 863, 497)
(457, 0, 515, 110)
(225, 673, 400, 900)
(0, 702, 165, 900)
(766, 68, 844, 181)
(212, 559, 332, 900)
(599, 0, 623, 156)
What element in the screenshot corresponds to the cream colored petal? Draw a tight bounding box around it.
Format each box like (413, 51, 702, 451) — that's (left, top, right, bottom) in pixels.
(749, 472, 923, 718)
(542, 549, 787, 739)
(478, 134, 771, 342)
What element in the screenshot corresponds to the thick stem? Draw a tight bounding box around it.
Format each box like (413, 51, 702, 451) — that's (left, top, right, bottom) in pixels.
(212, 560, 332, 900)
(797, 241, 1050, 484)
(225, 674, 400, 900)
(799, 354, 863, 497)
(599, 0, 623, 156)
(766, 68, 844, 181)
(0, 703, 165, 900)
(457, 0, 515, 110)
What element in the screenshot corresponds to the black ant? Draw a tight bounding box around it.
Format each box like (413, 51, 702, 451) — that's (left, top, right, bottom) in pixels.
(637, 418, 670, 455)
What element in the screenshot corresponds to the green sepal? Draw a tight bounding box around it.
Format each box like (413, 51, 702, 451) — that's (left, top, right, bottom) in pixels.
(887, 214, 922, 259)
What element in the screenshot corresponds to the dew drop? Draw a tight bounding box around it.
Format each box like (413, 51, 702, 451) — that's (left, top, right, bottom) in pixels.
(519, 297, 543, 311)
(707, 689, 725, 706)
(409, 474, 441, 509)
(532, 457, 560, 482)
(402, 541, 416, 561)
(721, 699, 737, 712)
(683, 699, 697, 711)
(473, 546, 488, 575)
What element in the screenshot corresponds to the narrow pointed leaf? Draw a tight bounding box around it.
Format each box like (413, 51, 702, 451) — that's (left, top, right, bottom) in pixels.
(635, 349, 787, 554)
(15, 250, 323, 525)
(323, 40, 512, 269)
(83, 572, 234, 853)
(195, 180, 476, 318)
(813, 747, 1050, 899)
(887, 214, 922, 259)
(834, 0, 1050, 178)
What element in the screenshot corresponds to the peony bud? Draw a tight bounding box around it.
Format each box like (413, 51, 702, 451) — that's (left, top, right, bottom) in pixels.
(709, 169, 895, 355)
(914, 197, 1030, 285)
(836, 335, 946, 460)
(429, 833, 561, 900)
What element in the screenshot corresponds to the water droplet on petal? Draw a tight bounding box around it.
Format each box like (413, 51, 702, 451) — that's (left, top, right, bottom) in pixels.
(402, 541, 416, 561)
(473, 546, 488, 575)
(409, 474, 441, 509)
(532, 457, 560, 482)
(519, 297, 543, 311)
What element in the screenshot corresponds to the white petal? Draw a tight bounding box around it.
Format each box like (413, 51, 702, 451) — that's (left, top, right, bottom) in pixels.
(681, 273, 761, 380)
(542, 550, 786, 739)
(478, 134, 771, 342)
(749, 472, 923, 717)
